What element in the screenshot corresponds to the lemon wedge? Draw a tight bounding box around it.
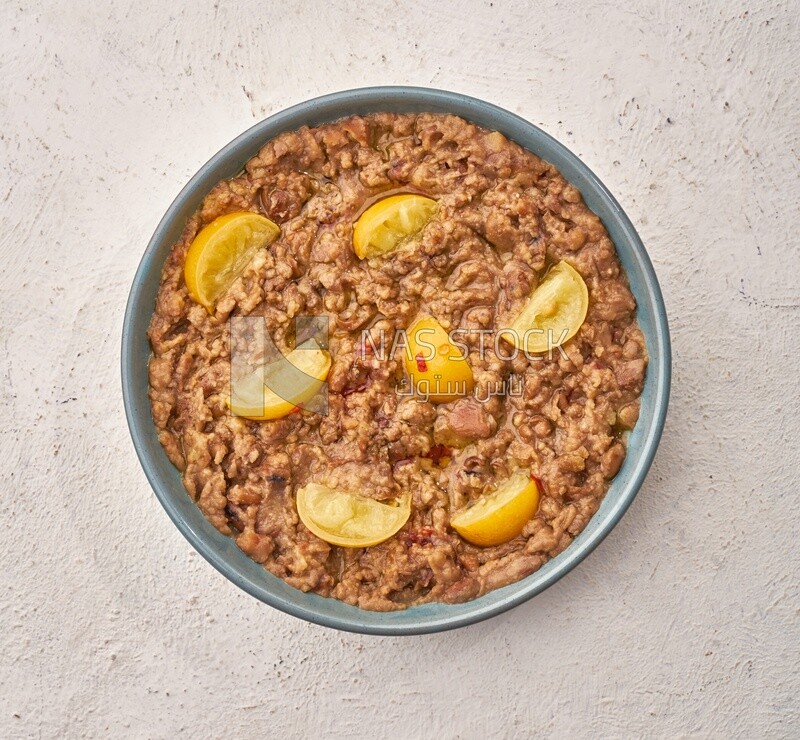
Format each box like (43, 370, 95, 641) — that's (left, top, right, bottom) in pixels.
(404, 316, 474, 403)
(450, 470, 539, 547)
(296, 484, 411, 548)
(230, 339, 331, 421)
(353, 194, 437, 259)
(502, 261, 589, 353)
(184, 211, 280, 310)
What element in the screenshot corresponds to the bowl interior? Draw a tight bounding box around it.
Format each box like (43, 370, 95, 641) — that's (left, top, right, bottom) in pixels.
(122, 86, 670, 635)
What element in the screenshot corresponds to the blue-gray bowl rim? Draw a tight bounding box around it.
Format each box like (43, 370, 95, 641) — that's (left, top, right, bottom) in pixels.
(121, 86, 671, 635)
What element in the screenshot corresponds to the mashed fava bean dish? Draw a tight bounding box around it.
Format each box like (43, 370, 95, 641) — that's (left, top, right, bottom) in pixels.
(148, 113, 647, 610)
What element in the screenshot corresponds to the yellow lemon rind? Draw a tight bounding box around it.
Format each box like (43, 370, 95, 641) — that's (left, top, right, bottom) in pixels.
(404, 315, 474, 403)
(503, 261, 589, 354)
(353, 194, 438, 260)
(184, 211, 280, 311)
(296, 484, 412, 548)
(450, 470, 539, 547)
(229, 340, 331, 421)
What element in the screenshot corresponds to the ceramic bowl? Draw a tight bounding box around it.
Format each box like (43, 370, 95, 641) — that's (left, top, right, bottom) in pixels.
(121, 86, 670, 635)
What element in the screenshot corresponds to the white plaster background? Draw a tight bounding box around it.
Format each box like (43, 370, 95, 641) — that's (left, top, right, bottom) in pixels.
(1, 0, 798, 737)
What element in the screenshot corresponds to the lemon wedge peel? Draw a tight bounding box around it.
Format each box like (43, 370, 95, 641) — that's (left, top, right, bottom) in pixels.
(353, 194, 438, 259)
(501, 261, 589, 354)
(229, 339, 331, 421)
(184, 211, 280, 311)
(450, 470, 540, 547)
(404, 316, 474, 403)
(296, 484, 412, 548)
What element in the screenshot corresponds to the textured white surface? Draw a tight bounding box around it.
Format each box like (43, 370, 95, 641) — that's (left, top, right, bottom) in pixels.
(1, 0, 798, 737)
